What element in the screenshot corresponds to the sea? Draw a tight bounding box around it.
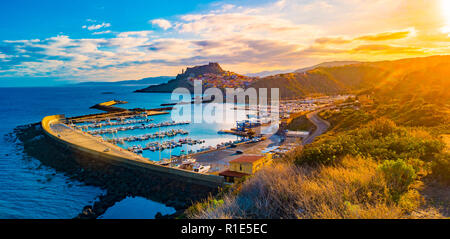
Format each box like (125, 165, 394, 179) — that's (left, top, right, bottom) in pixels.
(0, 85, 249, 219)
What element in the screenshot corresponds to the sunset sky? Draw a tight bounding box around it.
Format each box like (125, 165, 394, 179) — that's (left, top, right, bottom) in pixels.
(0, 0, 449, 86)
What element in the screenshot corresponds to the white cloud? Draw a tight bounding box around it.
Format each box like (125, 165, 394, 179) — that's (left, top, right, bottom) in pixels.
(1, 0, 448, 82)
(117, 31, 154, 38)
(82, 22, 111, 31)
(92, 30, 112, 35)
(150, 19, 172, 30)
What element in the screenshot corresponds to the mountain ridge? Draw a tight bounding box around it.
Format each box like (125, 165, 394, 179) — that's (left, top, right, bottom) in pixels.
(134, 55, 450, 100)
(294, 61, 361, 73)
(251, 55, 450, 98)
(76, 76, 173, 86)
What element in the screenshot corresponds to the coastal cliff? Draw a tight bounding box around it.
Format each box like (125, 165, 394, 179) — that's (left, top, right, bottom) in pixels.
(135, 62, 224, 93)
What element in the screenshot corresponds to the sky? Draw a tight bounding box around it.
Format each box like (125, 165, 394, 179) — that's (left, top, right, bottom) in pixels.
(0, 0, 449, 86)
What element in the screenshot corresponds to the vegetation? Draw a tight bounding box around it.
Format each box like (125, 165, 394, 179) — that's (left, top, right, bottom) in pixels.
(287, 114, 316, 132)
(188, 156, 424, 219)
(186, 55, 450, 219)
(431, 152, 450, 185)
(296, 118, 444, 166)
(188, 118, 447, 218)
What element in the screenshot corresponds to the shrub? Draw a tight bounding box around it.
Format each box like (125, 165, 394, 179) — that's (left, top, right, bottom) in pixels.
(431, 153, 450, 184)
(398, 189, 423, 213)
(294, 119, 444, 166)
(287, 114, 316, 132)
(190, 157, 408, 219)
(365, 118, 400, 139)
(185, 196, 225, 218)
(378, 160, 416, 201)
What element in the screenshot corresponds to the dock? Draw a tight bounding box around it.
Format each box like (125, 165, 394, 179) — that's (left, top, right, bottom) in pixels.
(160, 97, 215, 106)
(90, 100, 128, 112)
(218, 129, 249, 137)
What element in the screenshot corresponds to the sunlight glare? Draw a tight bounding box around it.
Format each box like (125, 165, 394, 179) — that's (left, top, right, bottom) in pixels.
(442, 0, 450, 33)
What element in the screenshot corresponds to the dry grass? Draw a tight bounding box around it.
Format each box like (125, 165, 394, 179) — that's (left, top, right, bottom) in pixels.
(188, 156, 435, 219)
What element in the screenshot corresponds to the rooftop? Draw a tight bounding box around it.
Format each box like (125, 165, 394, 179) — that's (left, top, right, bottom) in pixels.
(229, 155, 264, 164)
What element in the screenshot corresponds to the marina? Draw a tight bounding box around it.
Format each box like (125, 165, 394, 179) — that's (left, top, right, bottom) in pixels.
(106, 129, 189, 144)
(127, 138, 205, 154)
(51, 94, 345, 179)
(73, 117, 154, 129)
(34, 89, 348, 197)
(40, 97, 262, 180)
(84, 120, 191, 135)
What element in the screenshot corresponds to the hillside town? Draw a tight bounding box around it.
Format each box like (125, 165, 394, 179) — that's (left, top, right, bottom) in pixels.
(188, 71, 258, 89)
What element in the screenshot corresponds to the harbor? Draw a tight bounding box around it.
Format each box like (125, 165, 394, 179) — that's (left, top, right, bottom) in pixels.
(42, 114, 225, 187)
(8, 86, 350, 219)
(36, 94, 350, 200)
(38, 99, 268, 188)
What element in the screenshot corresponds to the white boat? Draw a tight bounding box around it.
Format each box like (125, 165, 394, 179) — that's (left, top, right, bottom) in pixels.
(193, 164, 211, 173)
(182, 157, 196, 164)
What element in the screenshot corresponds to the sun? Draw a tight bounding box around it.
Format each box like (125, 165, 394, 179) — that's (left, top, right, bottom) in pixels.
(442, 0, 450, 33)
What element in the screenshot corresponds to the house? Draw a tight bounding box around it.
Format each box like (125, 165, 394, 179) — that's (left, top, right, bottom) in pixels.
(357, 94, 373, 105)
(219, 154, 272, 183)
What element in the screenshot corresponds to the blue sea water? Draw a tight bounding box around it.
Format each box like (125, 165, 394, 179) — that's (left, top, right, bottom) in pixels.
(98, 196, 176, 219)
(0, 85, 246, 219)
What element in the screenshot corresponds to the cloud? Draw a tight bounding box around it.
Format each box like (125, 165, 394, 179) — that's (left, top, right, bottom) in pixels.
(356, 31, 411, 41)
(316, 30, 412, 45)
(0, 0, 448, 83)
(175, 12, 313, 40)
(117, 31, 153, 38)
(82, 22, 111, 31)
(92, 30, 112, 35)
(350, 44, 424, 54)
(150, 19, 172, 30)
(315, 37, 351, 45)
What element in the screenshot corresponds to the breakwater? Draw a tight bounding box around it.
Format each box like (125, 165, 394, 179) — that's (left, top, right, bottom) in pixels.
(1, 86, 245, 219)
(42, 115, 224, 186)
(90, 100, 128, 112)
(14, 122, 216, 219)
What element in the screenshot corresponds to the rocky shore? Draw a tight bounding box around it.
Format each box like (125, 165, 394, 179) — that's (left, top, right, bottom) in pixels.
(13, 123, 218, 219)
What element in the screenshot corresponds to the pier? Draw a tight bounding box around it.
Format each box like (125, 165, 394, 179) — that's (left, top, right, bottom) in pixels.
(160, 96, 215, 106)
(85, 121, 190, 135)
(90, 100, 129, 112)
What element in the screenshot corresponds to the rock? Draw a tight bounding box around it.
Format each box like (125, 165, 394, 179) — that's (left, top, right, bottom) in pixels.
(76, 205, 96, 219)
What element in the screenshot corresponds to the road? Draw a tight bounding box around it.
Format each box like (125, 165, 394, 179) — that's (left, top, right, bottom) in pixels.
(302, 109, 331, 145)
(195, 131, 283, 173)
